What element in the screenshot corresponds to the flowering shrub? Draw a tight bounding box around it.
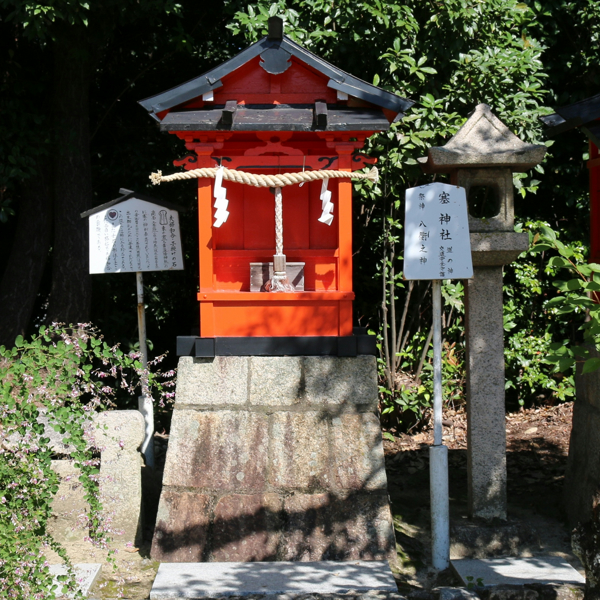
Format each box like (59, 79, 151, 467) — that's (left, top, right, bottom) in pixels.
(0, 324, 174, 599)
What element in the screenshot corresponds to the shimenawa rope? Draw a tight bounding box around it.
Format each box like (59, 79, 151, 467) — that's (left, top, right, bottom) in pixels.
(150, 166, 379, 187)
(151, 164, 378, 293)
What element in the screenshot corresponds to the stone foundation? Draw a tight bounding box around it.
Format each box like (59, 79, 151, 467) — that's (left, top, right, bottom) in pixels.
(48, 410, 145, 548)
(151, 355, 395, 563)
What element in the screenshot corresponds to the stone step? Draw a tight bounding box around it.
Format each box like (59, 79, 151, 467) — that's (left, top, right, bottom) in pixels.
(49, 563, 102, 598)
(149, 560, 399, 600)
(451, 556, 585, 587)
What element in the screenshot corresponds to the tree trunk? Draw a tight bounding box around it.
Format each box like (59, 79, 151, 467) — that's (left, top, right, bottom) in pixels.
(0, 168, 53, 347)
(45, 25, 94, 325)
(572, 490, 600, 600)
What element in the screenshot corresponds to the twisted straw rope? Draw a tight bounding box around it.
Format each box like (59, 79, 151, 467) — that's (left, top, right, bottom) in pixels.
(149, 166, 378, 187)
(274, 187, 283, 256)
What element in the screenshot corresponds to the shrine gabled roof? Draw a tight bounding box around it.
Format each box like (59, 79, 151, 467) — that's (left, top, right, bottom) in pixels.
(138, 33, 413, 122)
(540, 93, 600, 147)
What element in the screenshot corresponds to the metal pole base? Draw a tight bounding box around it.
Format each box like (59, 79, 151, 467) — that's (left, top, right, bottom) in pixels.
(430, 444, 450, 570)
(139, 395, 155, 469)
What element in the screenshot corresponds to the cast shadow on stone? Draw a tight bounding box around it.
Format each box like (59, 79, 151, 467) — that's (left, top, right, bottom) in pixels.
(152, 350, 395, 564)
(152, 487, 394, 563)
(155, 562, 397, 597)
(151, 429, 395, 564)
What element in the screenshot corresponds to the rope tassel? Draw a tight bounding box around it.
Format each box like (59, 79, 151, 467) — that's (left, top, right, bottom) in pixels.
(263, 187, 295, 293)
(150, 166, 379, 187)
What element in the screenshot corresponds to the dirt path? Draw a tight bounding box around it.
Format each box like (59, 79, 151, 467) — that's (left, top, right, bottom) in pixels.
(383, 402, 579, 591)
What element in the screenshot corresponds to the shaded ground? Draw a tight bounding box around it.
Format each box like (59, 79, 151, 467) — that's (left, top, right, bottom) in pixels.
(383, 402, 579, 592)
(78, 402, 577, 598)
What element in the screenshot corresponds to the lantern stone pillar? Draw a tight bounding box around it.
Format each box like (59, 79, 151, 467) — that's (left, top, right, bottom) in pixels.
(420, 104, 546, 519)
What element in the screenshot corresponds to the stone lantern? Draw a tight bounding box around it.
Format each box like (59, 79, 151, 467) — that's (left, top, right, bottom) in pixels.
(419, 104, 546, 520)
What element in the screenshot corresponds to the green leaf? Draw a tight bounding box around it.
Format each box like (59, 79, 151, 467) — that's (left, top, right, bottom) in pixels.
(548, 256, 571, 268)
(584, 281, 600, 292)
(582, 358, 600, 374)
(539, 225, 557, 242)
(546, 297, 566, 309)
(529, 243, 553, 254)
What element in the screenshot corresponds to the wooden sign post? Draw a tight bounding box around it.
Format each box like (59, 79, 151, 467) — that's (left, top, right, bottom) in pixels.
(404, 182, 472, 570)
(82, 189, 184, 469)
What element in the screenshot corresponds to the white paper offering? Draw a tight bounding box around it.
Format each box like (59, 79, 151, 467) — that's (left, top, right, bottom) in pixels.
(213, 166, 230, 228)
(404, 182, 473, 281)
(88, 198, 184, 274)
(318, 179, 334, 226)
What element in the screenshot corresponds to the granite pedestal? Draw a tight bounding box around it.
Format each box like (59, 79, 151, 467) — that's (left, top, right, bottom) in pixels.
(152, 355, 395, 563)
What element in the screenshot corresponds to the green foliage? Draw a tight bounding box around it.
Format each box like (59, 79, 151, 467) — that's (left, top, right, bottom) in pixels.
(530, 225, 600, 376)
(0, 0, 597, 426)
(378, 280, 466, 426)
(0, 0, 186, 39)
(502, 222, 577, 405)
(226, 0, 553, 424)
(466, 575, 485, 590)
(0, 324, 173, 599)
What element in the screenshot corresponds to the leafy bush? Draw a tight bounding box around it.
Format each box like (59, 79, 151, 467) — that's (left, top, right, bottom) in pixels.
(531, 225, 600, 375)
(225, 0, 600, 424)
(502, 221, 583, 406)
(0, 324, 173, 599)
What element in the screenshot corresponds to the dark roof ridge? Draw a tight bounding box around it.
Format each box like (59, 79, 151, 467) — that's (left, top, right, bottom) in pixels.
(540, 92, 600, 141)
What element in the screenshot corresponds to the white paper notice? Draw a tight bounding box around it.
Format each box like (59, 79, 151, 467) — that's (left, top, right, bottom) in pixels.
(404, 182, 472, 281)
(88, 198, 184, 274)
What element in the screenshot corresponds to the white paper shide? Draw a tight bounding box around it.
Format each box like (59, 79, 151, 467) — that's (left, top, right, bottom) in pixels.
(88, 198, 184, 274)
(404, 182, 472, 281)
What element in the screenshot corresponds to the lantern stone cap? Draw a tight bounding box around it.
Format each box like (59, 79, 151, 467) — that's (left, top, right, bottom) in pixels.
(418, 104, 546, 173)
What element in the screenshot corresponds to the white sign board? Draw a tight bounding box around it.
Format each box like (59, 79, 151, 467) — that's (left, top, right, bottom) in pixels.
(88, 198, 184, 274)
(404, 182, 472, 280)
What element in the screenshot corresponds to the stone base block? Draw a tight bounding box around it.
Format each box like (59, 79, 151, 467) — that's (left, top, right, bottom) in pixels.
(49, 563, 102, 598)
(451, 557, 584, 587)
(149, 560, 398, 599)
(152, 356, 394, 564)
(450, 521, 538, 560)
(153, 491, 394, 563)
(49, 460, 89, 544)
(48, 410, 145, 548)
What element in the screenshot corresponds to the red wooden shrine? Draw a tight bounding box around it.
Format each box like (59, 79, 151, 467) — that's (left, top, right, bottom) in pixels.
(140, 17, 412, 353)
(589, 140, 600, 264)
